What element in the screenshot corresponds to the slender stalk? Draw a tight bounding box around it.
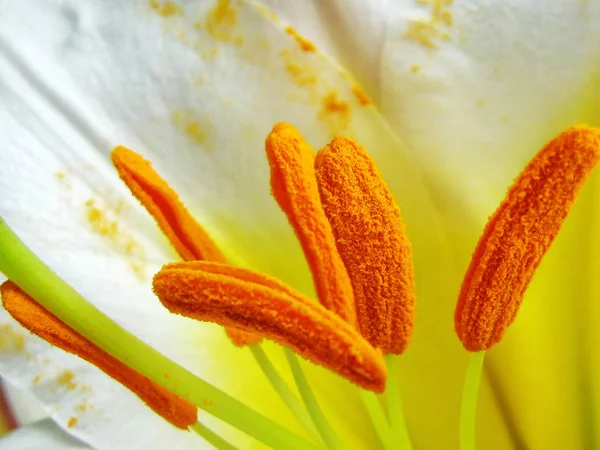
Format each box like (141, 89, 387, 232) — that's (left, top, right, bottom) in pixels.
(385, 355, 413, 449)
(359, 388, 392, 449)
(250, 344, 321, 442)
(0, 218, 317, 450)
(189, 422, 238, 450)
(284, 348, 343, 450)
(459, 351, 485, 450)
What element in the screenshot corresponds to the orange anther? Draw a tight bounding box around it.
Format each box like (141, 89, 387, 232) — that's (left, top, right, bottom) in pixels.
(455, 126, 600, 351)
(111, 147, 226, 263)
(315, 137, 416, 354)
(153, 261, 387, 392)
(111, 146, 259, 346)
(0, 281, 197, 429)
(265, 123, 356, 325)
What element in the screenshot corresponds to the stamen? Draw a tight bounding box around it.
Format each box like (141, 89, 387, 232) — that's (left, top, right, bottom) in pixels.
(0, 281, 197, 429)
(455, 125, 600, 351)
(153, 261, 387, 392)
(0, 219, 318, 449)
(111, 146, 259, 346)
(111, 146, 226, 263)
(314, 137, 416, 354)
(265, 123, 356, 325)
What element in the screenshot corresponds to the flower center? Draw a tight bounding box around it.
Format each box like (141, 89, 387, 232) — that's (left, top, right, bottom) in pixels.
(3, 120, 598, 449)
(2, 121, 419, 446)
(112, 122, 416, 389)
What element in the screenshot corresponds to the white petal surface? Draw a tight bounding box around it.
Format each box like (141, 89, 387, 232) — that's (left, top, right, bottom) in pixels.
(381, 0, 600, 218)
(0, 0, 454, 448)
(0, 418, 90, 450)
(3, 380, 47, 426)
(256, 0, 390, 104)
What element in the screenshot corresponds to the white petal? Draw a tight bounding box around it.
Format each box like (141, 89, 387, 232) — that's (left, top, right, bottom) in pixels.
(0, 418, 90, 450)
(381, 0, 600, 216)
(255, 0, 390, 103)
(2, 380, 47, 426)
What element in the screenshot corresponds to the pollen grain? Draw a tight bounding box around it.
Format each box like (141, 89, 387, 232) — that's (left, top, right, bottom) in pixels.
(285, 26, 316, 52)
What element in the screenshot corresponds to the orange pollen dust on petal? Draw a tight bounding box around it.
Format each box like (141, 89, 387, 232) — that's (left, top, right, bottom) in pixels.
(455, 125, 600, 351)
(265, 123, 357, 326)
(0, 281, 197, 429)
(153, 261, 387, 392)
(111, 146, 259, 346)
(315, 137, 416, 355)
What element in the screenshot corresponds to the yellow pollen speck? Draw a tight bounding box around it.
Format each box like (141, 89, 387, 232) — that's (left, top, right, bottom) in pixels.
(405, 0, 453, 49)
(285, 26, 316, 52)
(76, 403, 94, 412)
(67, 417, 78, 428)
(115, 200, 127, 214)
(410, 64, 421, 73)
(319, 92, 352, 133)
(86, 205, 118, 238)
(54, 171, 72, 190)
(476, 99, 485, 106)
(57, 370, 77, 390)
(84, 199, 147, 280)
(323, 91, 351, 114)
(439, 10, 453, 26)
(149, 0, 184, 17)
(200, 48, 219, 60)
(130, 262, 145, 279)
(255, 3, 279, 21)
(285, 62, 317, 86)
(32, 375, 41, 385)
(196, 0, 241, 44)
(211, 0, 237, 24)
(405, 20, 440, 49)
(0, 324, 26, 354)
(352, 85, 370, 106)
(172, 110, 214, 149)
(186, 123, 204, 143)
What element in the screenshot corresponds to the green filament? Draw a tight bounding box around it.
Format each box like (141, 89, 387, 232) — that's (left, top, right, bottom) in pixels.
(189, 422, 238, 450)
(359, 388, 392, 449)
(0, 217, 317, 450)
(284, 348, 343, 450)
(249, 344, 321, 442)
(459, 351, 485, 450)
(385, 355, 413, 449)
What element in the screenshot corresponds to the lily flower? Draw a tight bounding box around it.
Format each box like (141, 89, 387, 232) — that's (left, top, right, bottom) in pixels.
(0, 0, 599, 449)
